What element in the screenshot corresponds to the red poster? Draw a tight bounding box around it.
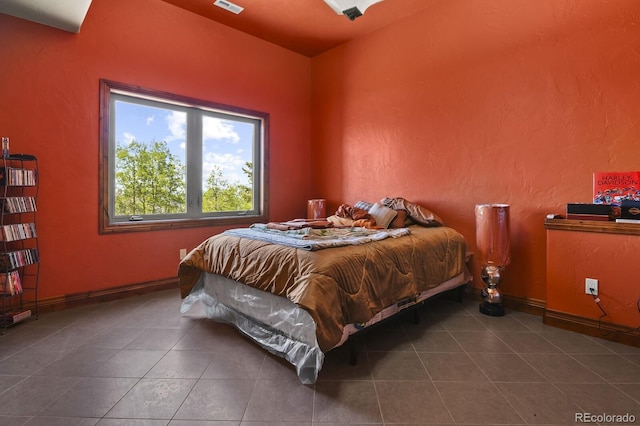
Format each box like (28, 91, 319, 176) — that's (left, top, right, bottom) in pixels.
(593, 172, 640, 205)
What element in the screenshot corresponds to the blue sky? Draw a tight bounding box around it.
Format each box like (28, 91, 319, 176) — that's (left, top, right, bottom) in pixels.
(115, 100, 254, 186)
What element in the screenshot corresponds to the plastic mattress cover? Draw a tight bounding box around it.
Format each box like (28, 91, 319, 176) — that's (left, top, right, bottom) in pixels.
(180, 273, 324, 384)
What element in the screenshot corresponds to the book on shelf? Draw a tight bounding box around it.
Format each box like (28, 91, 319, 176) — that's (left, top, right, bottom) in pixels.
(1, 197, 36, 213)
(0, 270, 22, 295)
(0, 167, 37, 187)
(0, 223, 37, 242)
(0, 309, 31, 326)
(0, 248, 39, 270)
(593, 171, 640, 205)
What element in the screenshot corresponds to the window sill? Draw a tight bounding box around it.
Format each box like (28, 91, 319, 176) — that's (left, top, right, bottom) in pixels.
(100, 215, 265, 234)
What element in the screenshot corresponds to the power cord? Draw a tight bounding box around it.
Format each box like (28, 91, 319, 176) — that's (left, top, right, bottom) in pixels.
(589, 289, 640, 337)
(589, 288, 608, 332)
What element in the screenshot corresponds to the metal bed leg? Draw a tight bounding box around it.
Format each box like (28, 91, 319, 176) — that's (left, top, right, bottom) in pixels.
(412, 307, 420, 324)
(455, 285, 465, 303)
(349, 339, 358, 365)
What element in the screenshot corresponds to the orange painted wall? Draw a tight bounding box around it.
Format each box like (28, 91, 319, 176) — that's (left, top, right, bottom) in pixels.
(2, 0, 640, 325)
(311, 0, 640, 317)
(0, 0, 312, 299)
(547, 229, 640, 327)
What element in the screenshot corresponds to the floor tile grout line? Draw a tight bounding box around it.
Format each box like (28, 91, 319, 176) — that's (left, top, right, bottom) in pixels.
(362, 347, 383, 425)
(494, 318, 640, 421)
(414, 334, 458, 425)
(112, 314, 213, 422)
(3, 290, 639, 424)
(447, 326, 529, 425)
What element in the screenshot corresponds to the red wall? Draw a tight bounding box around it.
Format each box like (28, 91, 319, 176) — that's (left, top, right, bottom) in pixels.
(0, 0, 312, 299)
(547, 229, 640, 327)
(3, 0, 640, 323)
(311, 0, 640, 315)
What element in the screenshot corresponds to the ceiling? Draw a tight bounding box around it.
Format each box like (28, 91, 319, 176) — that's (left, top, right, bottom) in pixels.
(0, 0, 92, 33)
(0, 0, 433, 57)
(160, 0, 434, 56)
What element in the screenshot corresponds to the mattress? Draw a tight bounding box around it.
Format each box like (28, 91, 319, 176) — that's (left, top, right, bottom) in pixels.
(178, 225, 468, 353)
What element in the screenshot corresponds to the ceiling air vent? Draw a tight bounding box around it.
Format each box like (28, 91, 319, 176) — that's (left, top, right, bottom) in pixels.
(213, 0, 243, 14)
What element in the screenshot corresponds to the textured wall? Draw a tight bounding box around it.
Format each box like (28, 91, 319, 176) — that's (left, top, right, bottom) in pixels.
(0, 0, 312, 298)
(2, 0, 639, 324)
(547, 229, 640, 327)
(311, 0, 640, 312)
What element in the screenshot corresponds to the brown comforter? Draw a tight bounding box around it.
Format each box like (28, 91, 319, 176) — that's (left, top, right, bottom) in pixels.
(178, 225, 467, 352)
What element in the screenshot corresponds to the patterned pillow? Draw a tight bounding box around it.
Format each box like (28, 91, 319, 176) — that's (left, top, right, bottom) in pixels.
(368, 202, 398, 229)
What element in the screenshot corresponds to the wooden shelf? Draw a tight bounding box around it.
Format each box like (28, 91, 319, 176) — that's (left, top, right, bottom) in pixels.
(544, 218, 640, 236)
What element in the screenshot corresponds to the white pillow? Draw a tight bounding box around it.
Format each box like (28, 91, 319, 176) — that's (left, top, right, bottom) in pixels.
(368, 202, 398, 229)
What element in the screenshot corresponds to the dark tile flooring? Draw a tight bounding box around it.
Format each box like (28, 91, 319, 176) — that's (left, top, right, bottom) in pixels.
(0, 289, 639, 425)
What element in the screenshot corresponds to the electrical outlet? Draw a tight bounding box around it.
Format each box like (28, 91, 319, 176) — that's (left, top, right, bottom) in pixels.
(179, 248, 187, 260)
(585, 278, 598, 296)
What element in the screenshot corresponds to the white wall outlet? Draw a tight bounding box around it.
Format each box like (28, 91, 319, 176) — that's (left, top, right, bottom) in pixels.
(585, 278, 598, 296)
(179, 248, 187, 260)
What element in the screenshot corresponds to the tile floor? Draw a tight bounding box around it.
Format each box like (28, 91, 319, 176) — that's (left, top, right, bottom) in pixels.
(0, 289, 639, 425)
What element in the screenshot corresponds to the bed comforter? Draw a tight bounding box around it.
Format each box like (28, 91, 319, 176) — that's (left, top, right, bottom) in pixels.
(178, 225, 467, 352)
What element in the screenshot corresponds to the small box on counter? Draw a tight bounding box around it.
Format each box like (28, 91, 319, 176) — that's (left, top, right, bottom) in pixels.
(566, 203, 619, 221)
(620, 200, 640, 220)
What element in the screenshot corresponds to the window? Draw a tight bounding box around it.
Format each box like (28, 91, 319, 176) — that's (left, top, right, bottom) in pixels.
(99, 79, 269, 233)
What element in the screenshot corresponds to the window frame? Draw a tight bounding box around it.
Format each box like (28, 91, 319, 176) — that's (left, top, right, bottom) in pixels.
(99, 79, 269, 234)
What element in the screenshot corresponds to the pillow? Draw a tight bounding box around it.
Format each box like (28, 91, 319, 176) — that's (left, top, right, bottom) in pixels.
(336, 204, 370, 220)
(409, 203, 443, 227)
(354, 200, 373, 211)
(382, 197, 444, 227)
(389, 209, 408, 228)
(367, 202, 398, 229)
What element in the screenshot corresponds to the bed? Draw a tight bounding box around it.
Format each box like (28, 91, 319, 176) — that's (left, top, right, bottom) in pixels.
(178, 199, 470, 384)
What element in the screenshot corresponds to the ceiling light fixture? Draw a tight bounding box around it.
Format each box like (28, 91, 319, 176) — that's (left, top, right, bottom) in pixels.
(323, 0, 383, 21)
(213, 0, 243, 14)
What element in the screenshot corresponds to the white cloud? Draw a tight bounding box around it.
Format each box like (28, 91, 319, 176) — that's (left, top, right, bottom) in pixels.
(203, 117, 240, 143)
(122, 132, 136, 145)
(203, 151, 248, 184)
(146, 115, 154, 126)
(165, 111, 186, 142)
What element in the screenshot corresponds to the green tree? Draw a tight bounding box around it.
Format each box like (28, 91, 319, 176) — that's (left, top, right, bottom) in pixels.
(239, 161, 253, 207)
(115, 140, 185, 215)
(202, 162, 253, 212)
